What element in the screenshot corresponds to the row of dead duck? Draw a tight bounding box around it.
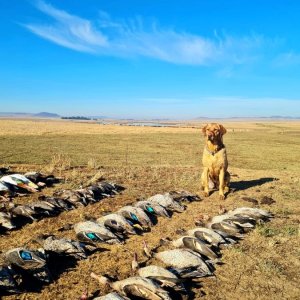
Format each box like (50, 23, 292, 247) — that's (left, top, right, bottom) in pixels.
(89, 206, 274, 300)
(0, 189, 200, 295)
(0, 171, 125, 233)
(0, 186, 273, 298)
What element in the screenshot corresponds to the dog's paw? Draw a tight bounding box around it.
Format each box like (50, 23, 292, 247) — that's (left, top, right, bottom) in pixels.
(219, 194, 225, 200)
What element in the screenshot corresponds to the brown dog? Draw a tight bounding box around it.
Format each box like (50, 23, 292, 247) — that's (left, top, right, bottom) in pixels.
(200, 123, 230, 200)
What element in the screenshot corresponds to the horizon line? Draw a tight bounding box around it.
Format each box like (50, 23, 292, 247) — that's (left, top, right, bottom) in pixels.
(0, 112, 299, 120)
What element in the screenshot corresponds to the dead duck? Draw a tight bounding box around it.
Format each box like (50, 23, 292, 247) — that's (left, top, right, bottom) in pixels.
(24, 172, 60, 187)
(229, 207, 273, 221)
(118, 206, 153, 230)
(207, 219, 244, 237)
(0, 211, 15, 231)
(155, 249, 213, 278)
(169, 190, 201, 203)
(172, 236, 219, 261)
(74, 221, 122, 246)
(96, 181, 125, 195)
(210, 229, 240, 245)
(0, 174, 38, 193)
(87, 182, 123, 201)
(138, 265, 186, 292)
(90, 273, 172, 300)
(134, 201, 170, 218)
(148, 194, 185, 213)
(93, 292, 130, 300)
(53, 189, 88, 207)
(187, 227, 227, 247)
(0, 265, 20, 294)
(39, 196, 74, 211)
(8, 203, 37, 221)
(97, 213, 137, 236)
(30, 201, 62, 217)
(34, 235, 87, 260)
(4, 248, 51, 283)
(210, 214, 256, 232)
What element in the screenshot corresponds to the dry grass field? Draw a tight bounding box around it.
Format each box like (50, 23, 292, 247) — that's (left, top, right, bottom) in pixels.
(0, 119, 299, 300)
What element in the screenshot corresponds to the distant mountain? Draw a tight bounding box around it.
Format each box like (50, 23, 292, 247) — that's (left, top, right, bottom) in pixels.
(33, 112, 60, 118)
(269, 115, 300, 119)
(0, 112, 32, 117)
(0, 112, 60, 118)
(0, 112, 111, 119)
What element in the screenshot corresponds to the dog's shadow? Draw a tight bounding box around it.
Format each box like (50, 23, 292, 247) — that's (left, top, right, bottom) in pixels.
(230, 177, 278, 192)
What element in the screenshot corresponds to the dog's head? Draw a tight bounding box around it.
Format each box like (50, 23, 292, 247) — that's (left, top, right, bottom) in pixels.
(202, 123, 227, 143)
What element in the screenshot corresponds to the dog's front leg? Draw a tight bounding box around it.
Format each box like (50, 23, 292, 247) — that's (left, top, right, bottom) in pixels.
(201, 167, 210, 197)
(219, 168, 225, 200)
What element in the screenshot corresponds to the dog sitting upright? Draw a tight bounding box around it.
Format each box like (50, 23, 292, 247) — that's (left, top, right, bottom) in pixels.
(200, 123, 230, 200)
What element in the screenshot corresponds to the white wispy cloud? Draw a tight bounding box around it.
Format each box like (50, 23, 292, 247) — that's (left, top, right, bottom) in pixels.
(24, 0, 269, 65)
(24, 0, 108, 53)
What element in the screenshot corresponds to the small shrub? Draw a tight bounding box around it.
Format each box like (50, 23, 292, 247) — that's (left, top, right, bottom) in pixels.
(282, 226, 298, 236)
(257, 225, 280, 237)
(47, 153, 71, 173)
(260, 259, 284, 275)
(87, 171, 105, 185)
(87, 157, 98, 170)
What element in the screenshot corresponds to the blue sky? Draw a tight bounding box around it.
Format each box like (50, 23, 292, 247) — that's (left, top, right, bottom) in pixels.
(0, 0, 300, 118)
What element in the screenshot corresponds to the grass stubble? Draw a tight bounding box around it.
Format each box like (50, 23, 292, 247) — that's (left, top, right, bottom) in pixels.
(0, 119, 299, 300)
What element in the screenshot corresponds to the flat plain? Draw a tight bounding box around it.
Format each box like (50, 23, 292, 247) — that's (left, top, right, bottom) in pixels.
(0, 119, 299, 300)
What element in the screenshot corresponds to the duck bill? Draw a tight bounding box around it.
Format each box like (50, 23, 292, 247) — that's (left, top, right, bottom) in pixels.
(4, 223, 16, 230)
(132, 224, 144, 231)
(126, 226, 138, 235)
(28, 181, 39, 189)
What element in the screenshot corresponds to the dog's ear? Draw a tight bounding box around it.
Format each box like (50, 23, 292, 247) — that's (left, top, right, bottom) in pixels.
(219, 124, 227, 135)
(201, 124, 208, 136)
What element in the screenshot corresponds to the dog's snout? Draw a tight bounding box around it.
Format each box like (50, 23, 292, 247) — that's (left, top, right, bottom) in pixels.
(207, 132, 214, 139)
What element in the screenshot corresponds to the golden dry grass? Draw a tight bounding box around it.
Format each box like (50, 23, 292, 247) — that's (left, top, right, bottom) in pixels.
(0, 119, 299, 300)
